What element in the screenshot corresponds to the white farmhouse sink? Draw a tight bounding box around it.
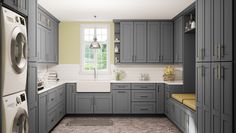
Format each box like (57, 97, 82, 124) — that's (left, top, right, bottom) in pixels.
(77, 81, 111, 92)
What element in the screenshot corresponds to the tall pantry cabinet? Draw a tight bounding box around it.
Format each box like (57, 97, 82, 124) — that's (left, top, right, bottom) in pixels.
(196, 0, 233, 133)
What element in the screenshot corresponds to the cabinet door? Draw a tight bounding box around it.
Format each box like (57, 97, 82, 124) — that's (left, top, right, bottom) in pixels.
(38, 93, 48, 133)
(94, 93, 112, 114)
(28, 0, 37, 61)
(196, 63, 211, 133)
(133, 22, 147, 62)
(147, 22, 161, 63)
(51, 20, 59, 63)
(212, 62, 233, 133)
(27, 63, 38, 110)
(212, 0, 232, 62)
(174, 17, 183, 63)
(220, 62, 232, 133)
(28, 107, 38, 133)
(112, 90, 131, 114)
(37, 25, 47, 62)
(156, 84, 165, 114)
(120, 22, 134, 63)
(161, 22, 173, 63)
(66, 84, 76, 114)
(75, 93, 93, 114)
(196, 0, 211, 62)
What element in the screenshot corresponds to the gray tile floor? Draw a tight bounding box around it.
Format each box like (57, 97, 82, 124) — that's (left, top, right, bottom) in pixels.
(52, 116, 181, 133)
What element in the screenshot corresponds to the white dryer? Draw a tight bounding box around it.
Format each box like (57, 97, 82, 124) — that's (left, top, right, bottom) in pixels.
(2, 91, 29, 133)
(1, 7, 28, 96)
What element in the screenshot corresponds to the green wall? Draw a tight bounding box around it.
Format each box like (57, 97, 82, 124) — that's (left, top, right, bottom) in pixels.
(59, 21, 114, 64)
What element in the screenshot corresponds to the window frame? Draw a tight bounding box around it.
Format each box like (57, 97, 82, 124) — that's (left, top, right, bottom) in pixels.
(80, 24, 111, 75)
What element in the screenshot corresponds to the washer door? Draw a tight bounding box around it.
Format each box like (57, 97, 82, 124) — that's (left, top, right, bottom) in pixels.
(11, 27, 27, 74)
(12, 108, 29, 133)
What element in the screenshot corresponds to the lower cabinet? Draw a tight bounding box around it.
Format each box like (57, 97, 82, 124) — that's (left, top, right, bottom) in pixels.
(131, 102, 156, 114)
(112, 89, 131, 114)
(168, 99, 197, 133)
(38, 84, 66, 133)
(75, 93, 112, 114)
(156, 84, 165, 114)
(66, 83, 76, 114)
(28, 107, 38, 133)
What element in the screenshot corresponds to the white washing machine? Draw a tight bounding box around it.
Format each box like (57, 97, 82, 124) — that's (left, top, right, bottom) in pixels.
(1, 7, 28, 96)
(2, 91, 29, 133)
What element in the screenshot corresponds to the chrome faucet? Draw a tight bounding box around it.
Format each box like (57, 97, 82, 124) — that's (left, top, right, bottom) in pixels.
(93, 68, 97, 80)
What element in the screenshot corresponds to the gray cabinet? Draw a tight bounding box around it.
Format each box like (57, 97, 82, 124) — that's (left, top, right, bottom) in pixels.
(211, 62, 232, 133)
(38, 93, 47, 133)
(75, 93, 112, 114)
(196, 63, 211, 133)
(133, 22, 147, 62)
(212, 0, 233, 62)
(66, 83, 76, 114)
(197, 0, 233, 62)
(38, 85, 66, 132)
(27, 63, 38, 133)
(196, 0, 211, 62)
(94, 94, 112, 114)
(120, 22, 147, 63)
(29, 107, 38, 133)
(161, 22, 174, 63)
(2, 0, 28, 16)
(112, 90, 131, 114)
(131, 102, 156, 114)
(174, 17, 183, 63)
(37, 5, 59, 64)
(120, 22, 134, 63)
(147, 22, 161, 63)
(28, 0, 37, 61)
(156, 84, 165, 114)
(75, 93, 93, 114)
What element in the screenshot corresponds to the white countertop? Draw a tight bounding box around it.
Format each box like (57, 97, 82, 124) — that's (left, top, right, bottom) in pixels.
(38, 81, 77, 94)
(110, 80, 183, 85)
(38, 80, 183, 94)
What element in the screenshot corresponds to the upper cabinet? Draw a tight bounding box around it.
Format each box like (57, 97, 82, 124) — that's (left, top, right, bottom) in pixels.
(120, 21, 147, 63)
(37, 5, 59, 64)
(147, 22, 161, 63)
(120, 22, 134, 63)
(119, 20, 173, 64)
(2, 0, 28, 16)
(197, 0, 233, 62)
(174, 17, 183, 63)
(160, 22, 174, 63)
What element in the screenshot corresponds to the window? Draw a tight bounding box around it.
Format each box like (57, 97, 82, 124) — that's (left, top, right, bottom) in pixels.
(80, 24, 110, 74)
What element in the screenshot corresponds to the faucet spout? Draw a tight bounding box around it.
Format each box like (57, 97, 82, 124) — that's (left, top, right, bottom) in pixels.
(94, 68, 97, 80)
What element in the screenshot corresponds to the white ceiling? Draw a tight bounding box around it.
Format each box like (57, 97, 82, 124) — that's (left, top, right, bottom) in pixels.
(38, 0, 195, 21)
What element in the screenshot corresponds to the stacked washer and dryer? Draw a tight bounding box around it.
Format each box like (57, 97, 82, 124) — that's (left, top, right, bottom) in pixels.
(0, 7, 29, 133)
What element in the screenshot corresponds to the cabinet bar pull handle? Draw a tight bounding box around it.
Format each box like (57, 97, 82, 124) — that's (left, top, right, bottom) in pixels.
(118, 91, 126, 93)
(140, 108, 149, 111)
(218, 45, 221, 59)
(221, 67, 224, 80)
(217, 65, 221, 80)
(140, 96, 148, 98)
(201, 66, 205, 77)
(221, 45, 224, 57)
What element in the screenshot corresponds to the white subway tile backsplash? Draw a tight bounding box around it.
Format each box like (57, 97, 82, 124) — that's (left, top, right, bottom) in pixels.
(37, 64, 183, 82)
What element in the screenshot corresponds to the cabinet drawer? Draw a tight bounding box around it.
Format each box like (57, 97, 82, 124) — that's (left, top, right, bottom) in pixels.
(131, 84, 155, 89)
(57, 86, 65, 102)
(47, 90, 58, 110)
(131, 102, 156, 114)
(47, 108, 58, 131)
(111, 83, 131, 90)
(131, 90, 156, 101)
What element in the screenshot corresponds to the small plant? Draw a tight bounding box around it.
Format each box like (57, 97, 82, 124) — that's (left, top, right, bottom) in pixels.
(163, 66, 175, 81)
(114, 69, 125, 81)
